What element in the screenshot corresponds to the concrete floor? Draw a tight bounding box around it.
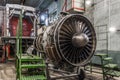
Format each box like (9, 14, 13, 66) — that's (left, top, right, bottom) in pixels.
(0, 63, 120, 80)
(0, 63, 16, 80)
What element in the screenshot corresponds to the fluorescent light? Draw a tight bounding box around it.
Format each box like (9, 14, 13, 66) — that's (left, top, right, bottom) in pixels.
(86, 0, 91, 5)
(109, 27, 117, 33)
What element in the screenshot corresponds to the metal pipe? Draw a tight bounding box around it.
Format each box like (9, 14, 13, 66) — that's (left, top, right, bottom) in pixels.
(48, 68, 72, 74)
(51, 74, 78, 80)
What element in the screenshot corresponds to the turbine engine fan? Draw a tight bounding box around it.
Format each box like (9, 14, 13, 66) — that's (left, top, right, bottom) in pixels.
(34, 14, 96, 66)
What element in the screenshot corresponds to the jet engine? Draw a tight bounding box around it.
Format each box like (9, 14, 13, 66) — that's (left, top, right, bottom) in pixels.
(34, 14, 96, 67)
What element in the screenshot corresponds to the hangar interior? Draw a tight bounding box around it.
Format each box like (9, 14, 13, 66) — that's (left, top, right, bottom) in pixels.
(0, 0, 120, 80)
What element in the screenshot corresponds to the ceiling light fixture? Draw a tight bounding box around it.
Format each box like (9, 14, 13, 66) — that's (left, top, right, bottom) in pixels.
(86, 0, 91, 5)
(109, 27, 117, 33)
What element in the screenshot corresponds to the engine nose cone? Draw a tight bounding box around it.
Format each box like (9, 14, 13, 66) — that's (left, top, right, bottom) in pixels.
(72, 33, 89, 47)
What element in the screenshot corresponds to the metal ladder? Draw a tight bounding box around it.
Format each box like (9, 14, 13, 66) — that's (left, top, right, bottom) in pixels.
(95, 53, 120, 80)
(16, 11, 47, 80)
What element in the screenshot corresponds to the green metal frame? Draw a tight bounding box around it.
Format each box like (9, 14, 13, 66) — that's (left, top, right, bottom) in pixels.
(16, 11, 47, 80)
(85, 53, 120, 80)
(16, 11, 23, 80)
(95, 54, 107, 80)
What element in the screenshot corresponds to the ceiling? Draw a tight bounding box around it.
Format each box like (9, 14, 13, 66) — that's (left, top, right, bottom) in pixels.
(0, 0, 54, 10)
